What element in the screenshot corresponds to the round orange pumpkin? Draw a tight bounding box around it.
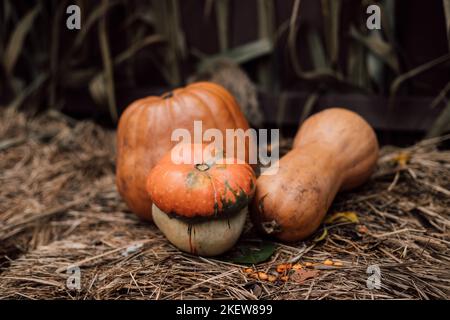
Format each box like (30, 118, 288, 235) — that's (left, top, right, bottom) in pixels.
(116, 82, 250, 220)
(147, 143, 256, 256)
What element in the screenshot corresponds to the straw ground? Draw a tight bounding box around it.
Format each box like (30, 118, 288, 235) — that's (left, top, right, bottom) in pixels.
(0, 108, 449, 299)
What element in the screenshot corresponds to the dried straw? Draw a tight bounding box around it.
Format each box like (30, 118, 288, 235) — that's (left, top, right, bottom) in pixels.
(0, 108, 449, 299)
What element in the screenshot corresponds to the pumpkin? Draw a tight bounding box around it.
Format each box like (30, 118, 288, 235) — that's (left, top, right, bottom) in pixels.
(147, 143, 256, 256)
(251, 108, 379, 241)
(116, 82, 250, 220)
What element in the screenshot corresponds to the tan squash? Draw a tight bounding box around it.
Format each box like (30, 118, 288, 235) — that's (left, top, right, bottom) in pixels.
(251, 108, 379, 241)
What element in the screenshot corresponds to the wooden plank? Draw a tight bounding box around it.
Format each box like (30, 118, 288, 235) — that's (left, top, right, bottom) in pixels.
(56, 87, 445, 134)
(259, 92, 446, 132)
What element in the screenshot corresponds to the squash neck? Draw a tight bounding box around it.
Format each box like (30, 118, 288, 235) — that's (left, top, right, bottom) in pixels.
(297, 142, 345, 187)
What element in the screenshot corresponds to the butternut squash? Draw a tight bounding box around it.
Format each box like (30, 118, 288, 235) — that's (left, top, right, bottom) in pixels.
(251, 108, 379, 241)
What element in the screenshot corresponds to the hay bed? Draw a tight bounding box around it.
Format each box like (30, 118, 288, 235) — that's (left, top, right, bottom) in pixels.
(0, 108, 449, 300)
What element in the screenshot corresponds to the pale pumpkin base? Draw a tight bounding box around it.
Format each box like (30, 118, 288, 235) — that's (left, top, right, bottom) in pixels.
(152, 204, 247, 257)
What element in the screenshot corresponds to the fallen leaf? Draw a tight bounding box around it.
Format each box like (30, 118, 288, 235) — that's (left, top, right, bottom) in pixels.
(393, 151, 410, 167)
(325, 211, 359, 224)
(291, 269, 320, 284)
(323, 259, 333, 266)
(276, 263, 292, 273)
(313, 228, 328, 242)
(257, 272, 268, 280)
(268, 275, 277, 282)
(292, 263, 303, 270)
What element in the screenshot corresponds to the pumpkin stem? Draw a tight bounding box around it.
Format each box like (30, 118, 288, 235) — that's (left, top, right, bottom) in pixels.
(195, 163, 210, 172)
(162, 91, 174, 99)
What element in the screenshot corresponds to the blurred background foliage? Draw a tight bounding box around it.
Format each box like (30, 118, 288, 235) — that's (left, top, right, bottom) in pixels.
(0, 0, 449, 138)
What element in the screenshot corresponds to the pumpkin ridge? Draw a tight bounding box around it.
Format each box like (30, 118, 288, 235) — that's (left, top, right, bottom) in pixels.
(174, 91, 195, 130)
(197, 84, 242, 130)
(187, 89, 223, 132)
(164, 93, 175, 133)
(132, 103, 147, 203)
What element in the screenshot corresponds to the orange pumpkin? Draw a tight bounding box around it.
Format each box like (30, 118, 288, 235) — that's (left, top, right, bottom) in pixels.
(251, 108, 379, 241)
(147, 143, 256, 256)
(116, 82, 250, 220)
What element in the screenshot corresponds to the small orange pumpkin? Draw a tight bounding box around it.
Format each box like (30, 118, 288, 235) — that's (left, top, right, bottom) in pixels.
(147, 143, 256, 256)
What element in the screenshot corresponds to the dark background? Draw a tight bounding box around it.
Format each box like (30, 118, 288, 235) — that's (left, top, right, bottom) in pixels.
(1, 0, 449, 145)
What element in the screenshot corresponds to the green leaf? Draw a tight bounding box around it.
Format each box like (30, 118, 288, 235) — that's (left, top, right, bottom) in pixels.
(226, 241, 276, 265)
